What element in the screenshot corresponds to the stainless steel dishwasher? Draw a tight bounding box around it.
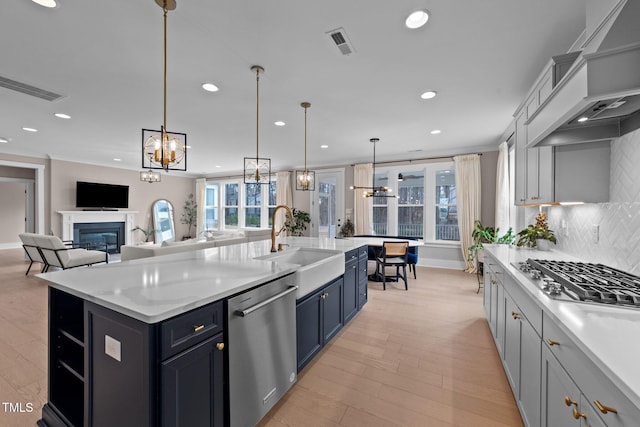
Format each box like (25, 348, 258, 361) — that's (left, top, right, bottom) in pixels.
(227, 275, 298, 427)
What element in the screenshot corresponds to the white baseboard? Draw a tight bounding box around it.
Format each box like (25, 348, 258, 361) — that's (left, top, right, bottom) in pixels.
(0, 242, 22, 250)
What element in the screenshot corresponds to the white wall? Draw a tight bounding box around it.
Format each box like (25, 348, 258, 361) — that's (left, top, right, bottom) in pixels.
(0, 182, 26, 247)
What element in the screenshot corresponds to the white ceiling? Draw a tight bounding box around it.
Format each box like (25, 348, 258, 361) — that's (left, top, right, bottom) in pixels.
(0, 0, 585, 178)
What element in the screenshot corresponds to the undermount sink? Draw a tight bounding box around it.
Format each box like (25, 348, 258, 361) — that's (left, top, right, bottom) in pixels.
(255, 247, 345, 299)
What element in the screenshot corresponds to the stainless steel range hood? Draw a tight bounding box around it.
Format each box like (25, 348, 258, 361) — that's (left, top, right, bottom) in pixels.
(527, 0, 640, 147)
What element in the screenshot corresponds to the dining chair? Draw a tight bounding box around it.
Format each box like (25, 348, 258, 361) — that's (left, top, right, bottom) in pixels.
(375, 241, 409, 290)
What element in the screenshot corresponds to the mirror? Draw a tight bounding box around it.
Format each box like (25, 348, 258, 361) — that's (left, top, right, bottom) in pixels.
(153, 199, 175, 243)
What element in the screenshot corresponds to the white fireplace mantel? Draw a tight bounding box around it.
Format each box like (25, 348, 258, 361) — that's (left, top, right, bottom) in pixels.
(58, 210, 138, 246)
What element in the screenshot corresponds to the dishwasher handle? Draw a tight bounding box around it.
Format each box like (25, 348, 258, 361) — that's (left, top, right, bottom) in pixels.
(235, 285, 298, 317)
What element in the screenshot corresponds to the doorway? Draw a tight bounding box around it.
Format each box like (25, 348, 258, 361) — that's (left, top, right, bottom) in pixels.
(311, 169, 344, 238)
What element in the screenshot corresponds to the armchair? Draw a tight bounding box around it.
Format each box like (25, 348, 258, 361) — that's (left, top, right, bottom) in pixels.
(32, 235, 108, 272)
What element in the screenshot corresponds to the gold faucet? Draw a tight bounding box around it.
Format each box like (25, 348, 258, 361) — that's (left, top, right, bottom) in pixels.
(271, 205, 294, 252)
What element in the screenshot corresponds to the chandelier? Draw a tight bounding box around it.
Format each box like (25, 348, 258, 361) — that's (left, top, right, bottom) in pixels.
(296, 102, 315, 191)
(350, 138, 397, 198)
(141, 0, 187, 178)
(244, 65, 271, 184)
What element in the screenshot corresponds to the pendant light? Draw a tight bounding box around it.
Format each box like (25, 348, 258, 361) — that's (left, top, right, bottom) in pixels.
(296, 102, 315, 191)
(350, 138, 397, 198)
(244, 65, 271, 184)
(141, 0, 187, 177)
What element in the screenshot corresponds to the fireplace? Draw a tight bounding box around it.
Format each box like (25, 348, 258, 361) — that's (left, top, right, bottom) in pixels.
(73, 222, 125, 254)
(59, 210, 138, 247)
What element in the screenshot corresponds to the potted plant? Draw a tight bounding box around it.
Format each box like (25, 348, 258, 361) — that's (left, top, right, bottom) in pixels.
(180, 194, 197, 239)
(468, 220, 515, 262)
(340, 218, 355, 238)
(516, 212, 557, 250)
(284, 208, 311, 236)
(132, 226, 159, 244)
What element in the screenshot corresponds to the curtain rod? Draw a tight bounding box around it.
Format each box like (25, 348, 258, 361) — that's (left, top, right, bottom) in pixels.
(350, 152, 482, 167)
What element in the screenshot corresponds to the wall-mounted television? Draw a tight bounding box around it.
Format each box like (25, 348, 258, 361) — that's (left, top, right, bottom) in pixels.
(76, 181, 129, 209)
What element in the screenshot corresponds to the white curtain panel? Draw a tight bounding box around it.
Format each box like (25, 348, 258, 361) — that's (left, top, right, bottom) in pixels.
(195, 178, 207, 237)
(275, 171, 293, 234)
(353, 163, 372, 235)
(454, 154, 481, 273)
(495, 142, 511, 234)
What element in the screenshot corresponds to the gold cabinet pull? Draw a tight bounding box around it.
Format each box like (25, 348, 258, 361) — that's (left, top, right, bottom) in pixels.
(572, 408, 587, 420)
(194, 324, 205, 332)
(491, 279, 497, 285)
(511, 311, 521, 320)
(594, 400, 618, 414)
(216, 342, 225, 351)
(546, 338, 560, 346)
(564, 396, 577, 407)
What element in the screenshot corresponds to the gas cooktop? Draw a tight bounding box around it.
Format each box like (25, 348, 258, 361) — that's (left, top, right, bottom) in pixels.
(513, 259, 640, 309)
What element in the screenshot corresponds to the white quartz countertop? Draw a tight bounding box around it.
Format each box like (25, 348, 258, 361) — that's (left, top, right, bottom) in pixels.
(484, 244, 640, 409)
(37, 237, 366, 323)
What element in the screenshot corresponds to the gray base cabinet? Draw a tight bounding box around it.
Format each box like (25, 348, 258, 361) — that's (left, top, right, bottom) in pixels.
(484, 250, 640, 427)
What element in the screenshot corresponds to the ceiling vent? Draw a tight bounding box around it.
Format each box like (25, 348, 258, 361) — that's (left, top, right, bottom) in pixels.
(0, 75, 64, 102)
(326, 27, 355, 55)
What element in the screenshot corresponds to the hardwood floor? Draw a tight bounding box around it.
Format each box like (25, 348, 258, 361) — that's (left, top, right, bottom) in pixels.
(0, 248, 523, 427)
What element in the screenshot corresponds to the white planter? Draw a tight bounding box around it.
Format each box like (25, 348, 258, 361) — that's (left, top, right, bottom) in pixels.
(536, 239, 552, 251)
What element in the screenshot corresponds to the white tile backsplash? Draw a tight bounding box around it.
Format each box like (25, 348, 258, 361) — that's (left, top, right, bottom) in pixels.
(529, 127, 640, 275)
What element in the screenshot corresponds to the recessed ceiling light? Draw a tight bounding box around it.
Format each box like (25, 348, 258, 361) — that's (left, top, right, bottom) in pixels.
(405, 10, 430, 29)
(215, 165, 221, 168)
(0, 137, 9, 143)
(22, 127, 38, 132)
(430, 129, 441, 135)
(54, 113, 71, 119)
(186, 145, 192, 149)
(32, 0, 58, 8)
(421, 91, 437, 99)
(202, 83, 219, 92)
(320, 145, 328, 149)
(274, 121, 285, 126)
(577, 117, 589, 123)
(113, 158, 122, 162)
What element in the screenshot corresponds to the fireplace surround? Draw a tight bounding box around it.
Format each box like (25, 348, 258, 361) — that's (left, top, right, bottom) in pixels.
(59, 211, 138, 250)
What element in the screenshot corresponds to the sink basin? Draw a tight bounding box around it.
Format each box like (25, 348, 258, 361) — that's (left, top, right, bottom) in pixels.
(255, 247, 345, 299)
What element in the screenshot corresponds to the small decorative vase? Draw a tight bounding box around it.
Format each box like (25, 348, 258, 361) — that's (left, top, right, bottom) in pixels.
(536, 239, 551, 251)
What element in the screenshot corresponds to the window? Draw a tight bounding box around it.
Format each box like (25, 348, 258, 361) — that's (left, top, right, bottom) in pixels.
(209, 178, 277, 230)
(244, 183, 261, 228)
(267, 180, 277, 227)
(397, 171, 424, 237)
(204, 183, 219, 230)
(369, 162, 458, 242)
(372, 172, 389, 235)
(224, 183, 239, 229)
(434, 169, 458, 241)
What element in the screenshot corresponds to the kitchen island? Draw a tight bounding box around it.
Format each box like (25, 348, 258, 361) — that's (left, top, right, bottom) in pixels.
(36, 237, 367, 427)
(483, 245, 640, 427)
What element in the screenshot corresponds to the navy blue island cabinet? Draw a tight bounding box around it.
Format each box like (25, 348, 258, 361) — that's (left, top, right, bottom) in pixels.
(39, 288, 225, 427)
(296, 245, 368, 372)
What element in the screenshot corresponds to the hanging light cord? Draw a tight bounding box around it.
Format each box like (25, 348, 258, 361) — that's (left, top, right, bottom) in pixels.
(163, 5, 168, 132)
(303, 104, 308, 172)
(255, 67, 260, 161)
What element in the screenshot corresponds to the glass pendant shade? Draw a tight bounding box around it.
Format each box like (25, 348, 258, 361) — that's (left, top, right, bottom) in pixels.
(244, 157, 271, 184)
(142, 127, 187, 171)
(296, 170, 315, 191)
(140, 170, 161, 183)
(244, 65, 271, 184)
(296, 101, 315, 191)
(140, 1, 186, 178)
